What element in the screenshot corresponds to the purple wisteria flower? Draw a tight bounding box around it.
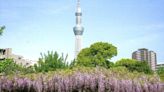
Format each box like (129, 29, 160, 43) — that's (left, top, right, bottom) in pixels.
(0, 68, 163, 92)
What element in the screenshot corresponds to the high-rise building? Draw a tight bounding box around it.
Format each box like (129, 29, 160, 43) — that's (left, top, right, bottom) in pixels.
(132, 51, 142, 62)
(132, 48, 157, 71)
(148, 51, 157, 71)
(132, 48, 149, 61)
(73, 0, 84, 58)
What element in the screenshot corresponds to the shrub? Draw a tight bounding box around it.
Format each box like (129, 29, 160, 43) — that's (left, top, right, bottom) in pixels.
(157, 67, 164, 82)
(34, 51, 69, 72)
(157, 67, 164, 75)
(0, 59, 34, 75)
(115, 59, 153, 74)
(0, 59, 22, 75)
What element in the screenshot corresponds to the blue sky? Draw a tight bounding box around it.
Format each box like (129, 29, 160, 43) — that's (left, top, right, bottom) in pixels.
(0, 0, 164, 64)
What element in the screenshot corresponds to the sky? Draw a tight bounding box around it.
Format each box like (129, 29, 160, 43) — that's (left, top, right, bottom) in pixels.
(0, 0, 164, 64)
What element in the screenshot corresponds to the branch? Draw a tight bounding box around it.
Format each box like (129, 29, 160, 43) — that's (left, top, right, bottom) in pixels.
(0, 26, 5, 35)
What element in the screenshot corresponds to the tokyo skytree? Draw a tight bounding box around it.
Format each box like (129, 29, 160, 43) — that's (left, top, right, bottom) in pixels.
(73, 0, 84, 58)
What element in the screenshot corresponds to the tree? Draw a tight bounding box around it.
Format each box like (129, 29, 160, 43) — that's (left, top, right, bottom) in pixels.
(0, 26, 5, 36)
(157, 67, 164, 74)
(76, 42, 117, 68)
(34, 51, 69, 72)
(157, 67, 164, 81)
(0, 59, 26, 75)
(115, 59, 153, 74)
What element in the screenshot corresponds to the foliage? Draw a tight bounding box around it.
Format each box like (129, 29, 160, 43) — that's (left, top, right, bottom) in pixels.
(34, 51, 69, 72)
(76, 42, 117, 68)
(160, 74, 164, 82)
(115, 59, 153, 74)
(0, 67, 163, 92)
(105, 60, 115, 68)
(20, 66, 35, 74)
(0, 26, 5, 36)
(0, 59, 22, 75)
(157, 67, 164, 75)
(157, 67, 164, 82)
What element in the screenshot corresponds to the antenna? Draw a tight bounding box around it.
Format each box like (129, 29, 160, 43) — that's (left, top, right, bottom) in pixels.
(77, 0, 80, 7)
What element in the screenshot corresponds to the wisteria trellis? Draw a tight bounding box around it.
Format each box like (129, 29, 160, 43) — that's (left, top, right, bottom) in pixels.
(0, 68, 163, 92)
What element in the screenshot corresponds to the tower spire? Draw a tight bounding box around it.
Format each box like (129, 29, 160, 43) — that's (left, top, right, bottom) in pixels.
(77, 0, 80, 7)
(73, 0, 84, 58)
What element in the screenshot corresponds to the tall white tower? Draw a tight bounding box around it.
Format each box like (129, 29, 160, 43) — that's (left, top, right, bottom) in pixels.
(73, 0, 84, 58)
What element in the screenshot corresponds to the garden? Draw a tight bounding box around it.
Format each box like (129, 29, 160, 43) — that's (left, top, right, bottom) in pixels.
(0, 42, 164, 92)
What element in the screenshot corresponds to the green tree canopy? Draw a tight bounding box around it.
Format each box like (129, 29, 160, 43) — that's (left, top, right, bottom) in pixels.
(157, 67, 164, 81)
(0, 59, 25, 75)
(115, 58, 153, 74)
(76, 42, 117, 67)
(157, 67, 164, 74)
(0, 26, 5, 36)
(34, 51, 69, 72)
